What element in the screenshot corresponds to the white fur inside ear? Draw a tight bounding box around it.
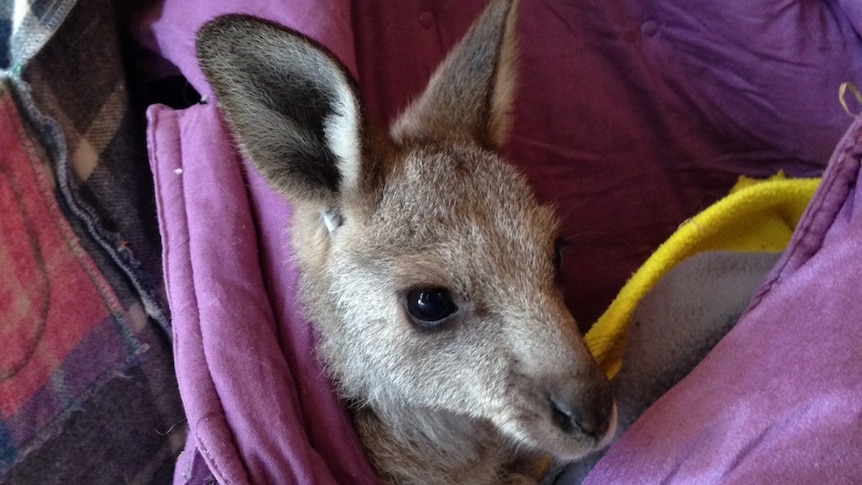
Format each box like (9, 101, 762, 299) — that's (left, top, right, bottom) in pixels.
(324, 83, 361, 193)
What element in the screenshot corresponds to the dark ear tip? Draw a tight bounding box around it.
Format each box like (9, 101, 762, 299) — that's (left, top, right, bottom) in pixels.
(198, 13, 263, 35)
(196, 16, 238, 62)
(195, 15, 275, 61)
(197, 15, 240, 43)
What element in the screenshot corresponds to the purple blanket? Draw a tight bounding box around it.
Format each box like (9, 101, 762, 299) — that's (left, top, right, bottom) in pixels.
(149, 103, 377, 484)
(139, 0, 862, 482)
(583, 116, 862, 484)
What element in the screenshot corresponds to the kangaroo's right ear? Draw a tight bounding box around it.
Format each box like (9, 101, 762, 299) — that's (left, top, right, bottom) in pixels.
(196, 15, 362, 204)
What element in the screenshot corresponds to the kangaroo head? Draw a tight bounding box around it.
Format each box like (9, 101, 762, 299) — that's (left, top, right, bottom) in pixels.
(197, 0, 615, 463)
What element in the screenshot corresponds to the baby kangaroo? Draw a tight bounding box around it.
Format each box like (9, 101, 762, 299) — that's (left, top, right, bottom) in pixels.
(196, 0, 615, 483)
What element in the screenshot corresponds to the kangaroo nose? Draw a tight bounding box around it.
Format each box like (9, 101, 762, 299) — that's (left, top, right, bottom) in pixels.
(548, 378, 614, 439)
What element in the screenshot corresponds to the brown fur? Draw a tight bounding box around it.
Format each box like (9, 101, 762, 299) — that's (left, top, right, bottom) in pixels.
(196, 1, 616, 483)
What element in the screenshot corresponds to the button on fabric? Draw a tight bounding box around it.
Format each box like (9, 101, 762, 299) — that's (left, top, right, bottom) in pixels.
(419, 11, 434, 29)
(641, 20, 658, 37)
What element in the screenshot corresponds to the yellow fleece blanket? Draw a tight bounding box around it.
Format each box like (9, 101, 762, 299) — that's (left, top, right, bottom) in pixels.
(585, 173, 820, 378)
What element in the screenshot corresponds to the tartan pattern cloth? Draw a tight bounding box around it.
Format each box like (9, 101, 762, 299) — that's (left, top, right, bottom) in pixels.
(0, 81, 141, 470)
(6, 0, 169, 330)
(0, 0, 75, 72)
(1, 0, 184, 482)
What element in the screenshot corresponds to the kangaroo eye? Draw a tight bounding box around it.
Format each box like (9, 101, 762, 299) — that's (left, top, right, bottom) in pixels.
(405, 287, 457, 328)
(553, 237, 569, 271)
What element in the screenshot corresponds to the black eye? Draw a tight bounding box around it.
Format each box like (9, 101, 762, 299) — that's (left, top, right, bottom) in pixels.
(405, 287, 458, 328)
(554, 237, 569, 271)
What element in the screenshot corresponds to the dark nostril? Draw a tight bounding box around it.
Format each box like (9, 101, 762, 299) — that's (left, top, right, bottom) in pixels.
(548, 386, 614, 439)
(549, 393, 578, 435)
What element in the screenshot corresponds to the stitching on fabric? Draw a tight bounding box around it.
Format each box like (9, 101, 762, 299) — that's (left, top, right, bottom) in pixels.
(745, 123, 861, 312)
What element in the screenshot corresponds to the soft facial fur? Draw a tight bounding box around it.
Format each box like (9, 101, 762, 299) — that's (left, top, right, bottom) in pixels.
(197, 1, 616, 483)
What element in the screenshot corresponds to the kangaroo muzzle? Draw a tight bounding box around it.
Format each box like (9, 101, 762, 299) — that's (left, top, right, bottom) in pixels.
(546, 372, 615, 441)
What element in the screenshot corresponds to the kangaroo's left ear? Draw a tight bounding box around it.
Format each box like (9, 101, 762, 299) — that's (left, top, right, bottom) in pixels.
(391, 0, 519, 150)
(196, 15, 363, 204)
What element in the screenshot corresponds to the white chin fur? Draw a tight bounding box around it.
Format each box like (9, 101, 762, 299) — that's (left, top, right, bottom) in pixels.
(495, 401, 619, 460)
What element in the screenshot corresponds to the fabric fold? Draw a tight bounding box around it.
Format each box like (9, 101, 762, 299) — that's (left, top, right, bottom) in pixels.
(149, 102, 379, 485)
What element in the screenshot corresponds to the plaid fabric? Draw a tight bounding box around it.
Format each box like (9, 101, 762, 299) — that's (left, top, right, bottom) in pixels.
(0, 0, 75, 73)
(1, 0, 184, 482)
(5, 0, 169, 329)
(0, 78, 137, 457)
